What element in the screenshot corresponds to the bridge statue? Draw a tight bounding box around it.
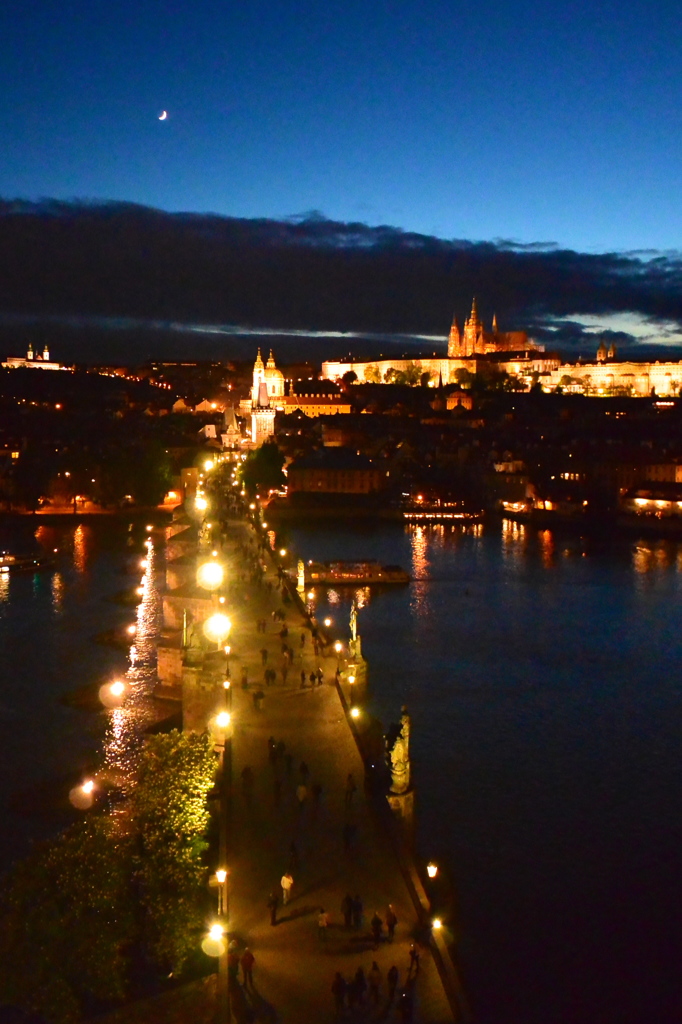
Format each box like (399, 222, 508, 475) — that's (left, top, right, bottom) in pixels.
(386, 706, 411, 794)
(349, 599, 358, 643)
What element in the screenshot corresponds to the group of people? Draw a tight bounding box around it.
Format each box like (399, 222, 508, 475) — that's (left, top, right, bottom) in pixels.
(331, 957, 417, 1020)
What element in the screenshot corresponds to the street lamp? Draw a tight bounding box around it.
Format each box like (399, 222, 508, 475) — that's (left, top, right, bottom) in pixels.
(203, 613, 231, 649)
(201, 922, 226, 957)
(197, 561, 224, 590)
(432, 918, 443, 930)
(427, 862, 439, 879)
(350, 706, 360, 719)
(195, 495, 208, 511)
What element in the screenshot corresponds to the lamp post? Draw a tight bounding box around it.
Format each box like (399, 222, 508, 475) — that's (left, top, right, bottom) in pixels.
(203, 613, 231, 651)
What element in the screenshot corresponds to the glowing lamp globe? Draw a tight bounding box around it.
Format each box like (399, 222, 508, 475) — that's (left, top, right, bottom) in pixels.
(427, 862, 439, 879)
(203, 613, 231, 645)
(197, 561, 224, 590)
(204, 459, 214, 471)
(215, 711, 231, 729)
(195, 495, 208, 511)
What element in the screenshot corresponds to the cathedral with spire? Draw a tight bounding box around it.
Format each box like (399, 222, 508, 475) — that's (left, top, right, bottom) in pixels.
(447, 298, 534, 357)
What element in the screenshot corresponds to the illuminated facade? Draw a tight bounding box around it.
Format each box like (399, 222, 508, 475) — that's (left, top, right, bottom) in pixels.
(2, 342, 66, 371)
(322, 300, 555, 385)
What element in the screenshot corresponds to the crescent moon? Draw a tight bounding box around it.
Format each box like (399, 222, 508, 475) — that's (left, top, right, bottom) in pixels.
(159, 110, 168, 121)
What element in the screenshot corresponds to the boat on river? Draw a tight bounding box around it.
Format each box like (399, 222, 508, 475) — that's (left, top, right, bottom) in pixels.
(304, 559, 410, 585)
(0, 552, 55, 574)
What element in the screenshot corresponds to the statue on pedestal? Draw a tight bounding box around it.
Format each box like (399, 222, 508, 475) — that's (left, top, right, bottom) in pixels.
(385, 706, 411, 794)
(349, 599, 358, 643)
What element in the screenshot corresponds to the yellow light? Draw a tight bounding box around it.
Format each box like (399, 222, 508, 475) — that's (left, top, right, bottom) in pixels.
(82, 779, 95, 795)
(127, 624, 136, 635)
(212, 550, 218, 556)
(262, 522, 268, 529)
(350, 706, 360, 719)
(197, 562, 224, 590)
(209, 923, 224, 941)
(323, 617, 332, 627)
(432, 918, 443, 930)
(110, 680, 125, 697)
(204, 459, 214, 471)
(348, 674, 356, 684)
(334, 641, 342, 653)
(307, 591, 315, 600)
(219, 596, 225, 604)
(203, 613, 231, 644)
(195, 495, 208, 511)
(216, 869, 227, 884)
(146, 524, 153, 532)
(140, 559, 148, 568)
(427, 862, 438, 879)
(279, 548, 287, 556)
(223, 680, 230, 690)
(136, 586, 143, 595)
(249, 503, 256, 510)
(215, 711, 231, 729)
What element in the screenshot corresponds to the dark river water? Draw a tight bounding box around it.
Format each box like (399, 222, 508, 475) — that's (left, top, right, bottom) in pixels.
(285, 519, 682, 1024)
(1, 515, 680, 1023)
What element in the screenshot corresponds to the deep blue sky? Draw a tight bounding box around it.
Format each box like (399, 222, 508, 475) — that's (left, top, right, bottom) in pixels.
(2, 0, 682, 251)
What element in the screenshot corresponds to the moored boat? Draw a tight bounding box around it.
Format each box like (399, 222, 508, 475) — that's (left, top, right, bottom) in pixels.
(304, 559, 410, 584)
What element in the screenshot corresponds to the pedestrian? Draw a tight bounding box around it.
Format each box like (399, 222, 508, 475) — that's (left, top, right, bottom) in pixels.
(352, 893, 363, 930)
(300, 631, 306, 648)
(368, 961, 382, 1004)
(267, 891, 278, 926)
(261, 646, 268, 665)
(386, 903, 398, 942)
(331, 972, 346, 1014)
(241, 667, 248, 688)
(353, 966, 367, 1006)
(318, 907, 329, 942)
(300, 669, 307, 688)
(299, 761, 309, 782)
(316, 666, 323, 685)
(344, 772, 357, 807)
(227, 941, 240, 984)
(296, 782, 308, 809)
(370, 910, 383, 948)
(341, 892, 353, 929)
(253, 689, 264, 710)
(408, 943, 420, 974)
(309, 671, 316, 686)
(281, 871, 293, 905)
(387, 964, 399, 1002)
(241, 947, 255, 988)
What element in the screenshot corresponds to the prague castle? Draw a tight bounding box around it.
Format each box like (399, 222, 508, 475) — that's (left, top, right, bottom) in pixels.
(322, 299, 557, 384)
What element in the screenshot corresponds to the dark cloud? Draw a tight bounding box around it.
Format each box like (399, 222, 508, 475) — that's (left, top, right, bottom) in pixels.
(1, 199, 682, 360)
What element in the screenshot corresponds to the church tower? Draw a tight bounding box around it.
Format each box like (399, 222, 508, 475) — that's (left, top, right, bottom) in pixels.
(447, 315, 462, 357)
(463, 298, 484, 355)
(251, 348, 265, 403)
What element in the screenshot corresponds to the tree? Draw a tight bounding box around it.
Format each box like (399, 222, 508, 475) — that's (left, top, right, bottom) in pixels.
(131, 731, 217, 974)
(383, 367, 399, 384)
(364, 365, 381, 383)
(0, 817, 135, 1023)
(453, 368, 474, 388)
(341, 370, 357, 386)
(239, 440, 285, 492)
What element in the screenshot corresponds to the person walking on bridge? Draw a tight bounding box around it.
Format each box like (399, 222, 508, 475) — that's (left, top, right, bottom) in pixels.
(241, 948, 255, 989)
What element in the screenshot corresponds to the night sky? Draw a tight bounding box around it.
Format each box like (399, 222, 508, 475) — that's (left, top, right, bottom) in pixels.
(3, 0, 682, 252)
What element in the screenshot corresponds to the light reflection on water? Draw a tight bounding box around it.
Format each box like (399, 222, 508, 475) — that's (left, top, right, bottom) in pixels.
(102, 533, 162, 792)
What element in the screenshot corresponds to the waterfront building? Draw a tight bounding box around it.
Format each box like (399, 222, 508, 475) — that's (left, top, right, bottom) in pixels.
(287, 448, 384, 494)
